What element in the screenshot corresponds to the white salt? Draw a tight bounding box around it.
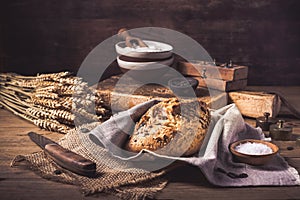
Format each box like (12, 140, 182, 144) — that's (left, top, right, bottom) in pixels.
(234, 142, 273, 155)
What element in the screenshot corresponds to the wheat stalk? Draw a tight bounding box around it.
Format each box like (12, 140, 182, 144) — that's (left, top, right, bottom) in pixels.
(35, 85, 60, 93)
(0, 92, 28, 108)
(30, 96, 62, 109)
(36, 106, 75, 122)
(2, 85, 31, 97)
(14, 71, 71, 81)
(26, 107, 54, 120)
(0, 71, 109, 134)
(54, 77, 83, 85)
(33, 92, 59, 100)
(0, 99, 37, 123)
(33, 119, 70, 134)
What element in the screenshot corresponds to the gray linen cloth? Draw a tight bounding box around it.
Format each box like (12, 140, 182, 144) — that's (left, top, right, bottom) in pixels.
(88, 100, 300, 186)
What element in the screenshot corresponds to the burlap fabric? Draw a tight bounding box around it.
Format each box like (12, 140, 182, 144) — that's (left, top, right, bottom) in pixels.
(11, 122, 167, 200)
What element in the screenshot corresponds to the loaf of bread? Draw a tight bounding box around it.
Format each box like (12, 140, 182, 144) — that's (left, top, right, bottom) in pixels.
(125, 98, 210, 156)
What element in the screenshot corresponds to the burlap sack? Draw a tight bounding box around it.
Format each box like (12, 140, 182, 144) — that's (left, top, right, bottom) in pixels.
(12, 122, 167, 200)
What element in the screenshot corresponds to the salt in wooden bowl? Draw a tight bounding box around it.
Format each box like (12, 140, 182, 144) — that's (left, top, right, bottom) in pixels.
(229, 139, 279, 166)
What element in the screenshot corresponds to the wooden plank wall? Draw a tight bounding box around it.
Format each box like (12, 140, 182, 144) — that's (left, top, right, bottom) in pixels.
(1, 0, 300, 85)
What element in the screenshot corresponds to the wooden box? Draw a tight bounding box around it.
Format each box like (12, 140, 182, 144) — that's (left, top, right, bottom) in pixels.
(177, 61, 248, 92)
(96, 75, 227, 112)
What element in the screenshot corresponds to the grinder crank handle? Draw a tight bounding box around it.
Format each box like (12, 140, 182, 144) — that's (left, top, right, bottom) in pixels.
(45, 143, 96, 177)
(118, 28, 148, 48)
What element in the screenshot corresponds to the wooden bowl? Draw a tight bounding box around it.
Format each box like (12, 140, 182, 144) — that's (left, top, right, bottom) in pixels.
(229, 139, 279, 166)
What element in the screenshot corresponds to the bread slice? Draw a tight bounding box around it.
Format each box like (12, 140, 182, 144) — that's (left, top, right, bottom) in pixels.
(125, 98, 210, 156)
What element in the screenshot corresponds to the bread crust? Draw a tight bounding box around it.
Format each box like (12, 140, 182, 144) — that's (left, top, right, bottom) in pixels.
(125, 98, 210, 156)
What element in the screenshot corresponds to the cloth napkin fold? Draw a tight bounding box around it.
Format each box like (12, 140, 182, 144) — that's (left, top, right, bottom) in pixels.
(89, 100, 300, 186)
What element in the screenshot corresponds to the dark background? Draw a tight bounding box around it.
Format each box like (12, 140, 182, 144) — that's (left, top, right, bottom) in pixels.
(1, 0, 299, 85)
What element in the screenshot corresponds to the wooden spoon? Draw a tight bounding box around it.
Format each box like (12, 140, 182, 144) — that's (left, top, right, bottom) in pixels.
(118, 28, 148, 48)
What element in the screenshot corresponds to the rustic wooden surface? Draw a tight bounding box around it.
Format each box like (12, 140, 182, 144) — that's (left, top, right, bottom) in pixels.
(0, 86, 300, 200)
(1, 0, 300, 85)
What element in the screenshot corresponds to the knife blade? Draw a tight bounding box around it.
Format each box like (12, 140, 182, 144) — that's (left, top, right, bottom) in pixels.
(28, 132, 96, 177)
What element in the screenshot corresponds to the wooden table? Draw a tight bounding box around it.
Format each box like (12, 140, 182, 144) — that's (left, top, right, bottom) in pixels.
(1, 86, 300, 200)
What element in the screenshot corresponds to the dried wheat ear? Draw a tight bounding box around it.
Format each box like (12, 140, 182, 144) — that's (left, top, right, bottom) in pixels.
(0, 71, 110, 134)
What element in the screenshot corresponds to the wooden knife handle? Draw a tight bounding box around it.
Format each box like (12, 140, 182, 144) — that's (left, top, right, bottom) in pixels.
(45, 143, 96, 177)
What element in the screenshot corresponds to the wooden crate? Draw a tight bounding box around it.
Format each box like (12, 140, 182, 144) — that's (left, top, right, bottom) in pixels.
(177, 61, 248, 91)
